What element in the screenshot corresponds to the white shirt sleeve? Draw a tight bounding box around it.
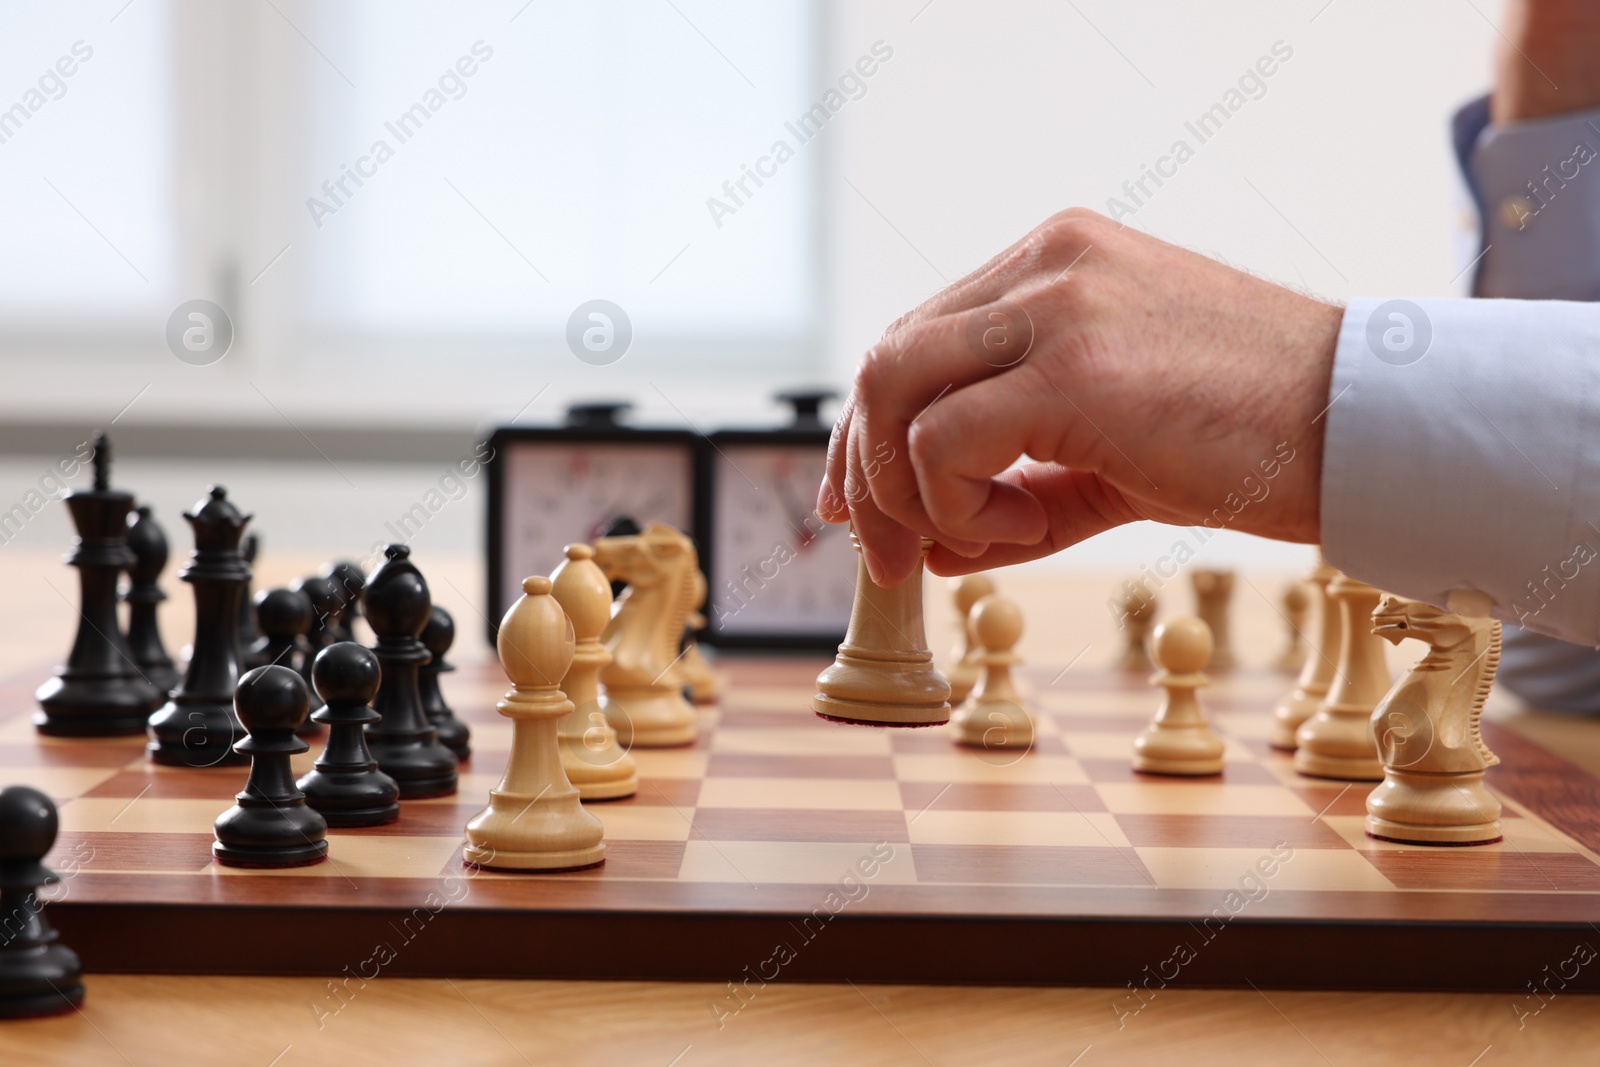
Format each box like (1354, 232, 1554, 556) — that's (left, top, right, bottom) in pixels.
(1322, 98, 1600, 650)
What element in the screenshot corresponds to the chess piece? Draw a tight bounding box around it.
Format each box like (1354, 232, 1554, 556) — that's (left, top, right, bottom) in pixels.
(1189, 569, 1235, 671)
(35, 435, 164, 736)
(1273, 580, 1311, 674)
(237, 532, 261, 660)
(250, 588, 313, 671)
(362, 545, 458, 798)
(292, 575, 342, 713)
(951, 594, 1033, 750)
(1114, 581, 1157, 672)
(1132, 616, 1225, 776)
(1294, 575, 1390, 781)
(1365, 597, 1503, 845)
(813, 533, 951, 726)
(213, 665, 328, 868)
(122, 504, 180, 696)
(593, 523, 701, 747)
(298, 643, 401, 827)
(677, 566, 720, 705)
(463, 575, 607, 872)
(1269, 556, 1340, 750)
(0, 786, 84, 1018)
(419, 606, 472, 760)
(147, 486, 253, 768)
(946, 574, 997, 704)
(320, 560, 366, 644)
(551, 544, 638, 801)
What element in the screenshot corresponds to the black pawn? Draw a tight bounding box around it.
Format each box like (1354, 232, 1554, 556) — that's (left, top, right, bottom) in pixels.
(0, 786, 84, 1018)
(363, 545, 457, 799)
(35, 434, 163, 736)
(419, 605, 471, 760)
(249, 589, 322, 739)
(250, 588, 312, 672)
(321, 560, 366, 643)
(212, 665, 328, 868)
(146, 486, 252, 768)
(123, 504, 180, 696)
(291, 576, 342, 711)
(237, 532, 261, 660)
(298, 643, 400, 827)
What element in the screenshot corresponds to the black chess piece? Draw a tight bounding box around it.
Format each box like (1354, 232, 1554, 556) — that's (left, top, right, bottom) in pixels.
(250, 588, 312, 672)
(291, 576, 341, 711)
(321, 560, 365, 643)
(122, 504, 180, 696)
(0, 785, 85, 1018)
(596, 515, 642, 601)
(237, 531, 261, 661)
(34, 434, 163, 736)
(146, 486, 252, 768)
(418, 605, 470, 760)
(212, 665, 328, 868)
(248, 588, 323, 739)
(298, 643, 401, 827)
(363, 545, 457, 798)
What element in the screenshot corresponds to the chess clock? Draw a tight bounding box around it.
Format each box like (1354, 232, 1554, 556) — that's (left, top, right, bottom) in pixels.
(485, 402, 702, 642)
(698, 391, 855, 650)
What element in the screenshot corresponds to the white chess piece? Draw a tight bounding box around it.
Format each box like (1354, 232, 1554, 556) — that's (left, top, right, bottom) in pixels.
(463, 576, 606, 871)
(951, 594, 1033, 750)
(1132, 616, 1224, 776)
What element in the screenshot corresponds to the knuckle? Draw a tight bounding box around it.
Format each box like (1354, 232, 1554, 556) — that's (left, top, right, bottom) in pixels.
(854, 344, 899, 395)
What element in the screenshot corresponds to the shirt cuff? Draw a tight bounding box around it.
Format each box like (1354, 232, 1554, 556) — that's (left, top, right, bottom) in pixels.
(1457, 98, 1600, 300)
(1320, 296, 1600, 646)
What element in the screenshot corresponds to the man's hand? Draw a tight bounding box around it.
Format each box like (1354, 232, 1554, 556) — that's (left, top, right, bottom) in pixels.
(1493, 0, 1600, 123)
(817, 209, 1342, 588)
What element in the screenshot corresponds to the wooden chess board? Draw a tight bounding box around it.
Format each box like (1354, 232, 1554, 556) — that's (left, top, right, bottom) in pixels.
(6, 656, 1600, 992)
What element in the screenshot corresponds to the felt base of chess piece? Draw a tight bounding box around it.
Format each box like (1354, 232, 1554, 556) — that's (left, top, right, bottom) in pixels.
(419, 606, 471, 761)
(0, 786, 85, 1019)
(298, 643, 401, 828)
(464, 577, 606, 873)
(213, 666, 329, 868)
(552, 544, 638, 801)
(1133, 617, 1224, 777)
(1365, 771, 1502, 845)
(813, 536, 951, 728)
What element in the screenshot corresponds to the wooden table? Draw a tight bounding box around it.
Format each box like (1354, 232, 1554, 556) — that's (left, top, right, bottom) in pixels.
(2, 548, 1597, 1065)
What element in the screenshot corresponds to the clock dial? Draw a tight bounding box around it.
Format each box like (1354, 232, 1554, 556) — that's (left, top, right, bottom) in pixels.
(708, 443, 855, 636)
(500, 440, 694, 610)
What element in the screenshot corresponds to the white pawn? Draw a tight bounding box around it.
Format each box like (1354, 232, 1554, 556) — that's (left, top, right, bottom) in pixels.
(951, 594, 1033, 750)
(551, 544, 639, 802)
(1132, 616, 1225, 776)
(946, 574, 997, 705)
(463, 576, 606, 872)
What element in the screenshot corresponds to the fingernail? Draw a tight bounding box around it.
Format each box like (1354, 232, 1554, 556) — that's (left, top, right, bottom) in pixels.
(861, 544, 885, 586)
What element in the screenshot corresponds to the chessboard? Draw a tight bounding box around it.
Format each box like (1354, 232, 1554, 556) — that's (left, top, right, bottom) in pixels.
(8, 654, 1600, 993)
